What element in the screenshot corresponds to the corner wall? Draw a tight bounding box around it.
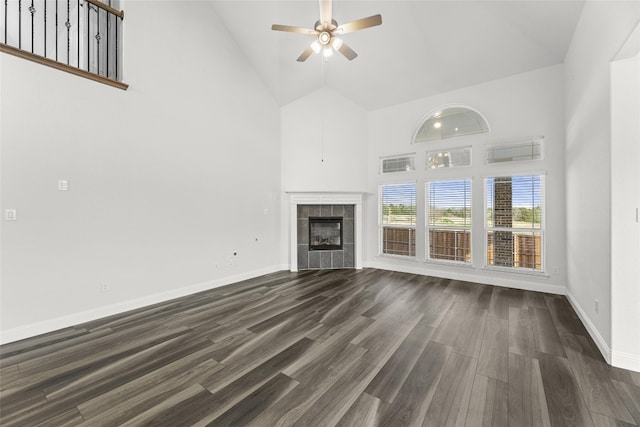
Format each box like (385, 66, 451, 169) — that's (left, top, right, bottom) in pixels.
(280, 87, 368, 267)
(0, 1, 282, 342)
(564, 1, 640, 363)
(611, 25, 640, 371)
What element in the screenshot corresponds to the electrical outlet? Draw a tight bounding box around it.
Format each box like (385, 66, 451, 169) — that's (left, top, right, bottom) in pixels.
(101, 282, 110, 293)
(595, 299, 599, 313)
(4, 209, 17, 221)
(58, 179, 69, 191)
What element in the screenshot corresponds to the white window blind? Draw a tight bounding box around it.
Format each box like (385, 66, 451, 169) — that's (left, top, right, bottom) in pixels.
(427, 179, 472, 263)
(380, 183, 417, 257)
(486, 175, 544, 271)
(380, 155, 416, 174)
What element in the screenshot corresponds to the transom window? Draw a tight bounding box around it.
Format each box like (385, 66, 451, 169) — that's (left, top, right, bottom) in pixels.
(380, 154, 416, 174)
(413, 106, 490, 143)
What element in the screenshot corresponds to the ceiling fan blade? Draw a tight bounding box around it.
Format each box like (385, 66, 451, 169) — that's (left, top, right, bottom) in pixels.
(319, 0, 332, 28)
(271, 24, 318, 35)
(297, 46, 315, 62)
(337, 42, 358, 61)
(334, 14, 382, 34)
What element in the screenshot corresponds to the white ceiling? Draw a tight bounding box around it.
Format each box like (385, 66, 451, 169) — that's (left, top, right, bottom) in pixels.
(210, 1, 584, 110)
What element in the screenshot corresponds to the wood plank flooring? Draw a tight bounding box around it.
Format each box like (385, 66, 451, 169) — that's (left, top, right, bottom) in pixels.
(1, 268, 640, 426)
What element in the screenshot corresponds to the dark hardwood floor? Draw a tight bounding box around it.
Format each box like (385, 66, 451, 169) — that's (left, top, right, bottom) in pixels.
(1, 268, 639, 426)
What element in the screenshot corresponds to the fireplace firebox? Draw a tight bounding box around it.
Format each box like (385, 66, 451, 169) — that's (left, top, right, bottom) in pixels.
(309, 217, 343, 251)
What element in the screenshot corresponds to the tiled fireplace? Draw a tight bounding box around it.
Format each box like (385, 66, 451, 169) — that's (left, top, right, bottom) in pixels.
(288, 192, 364, 272)
(297, 204, 353, 269)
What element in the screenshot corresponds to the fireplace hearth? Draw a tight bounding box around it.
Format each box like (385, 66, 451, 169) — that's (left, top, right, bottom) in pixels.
(309, 217, 343, 251)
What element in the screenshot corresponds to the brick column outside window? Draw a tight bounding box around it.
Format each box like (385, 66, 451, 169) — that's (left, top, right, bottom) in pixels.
(493, 177, 513, 267)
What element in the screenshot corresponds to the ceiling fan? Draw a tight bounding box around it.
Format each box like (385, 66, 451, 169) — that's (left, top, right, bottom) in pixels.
(271, 0, 382, 62)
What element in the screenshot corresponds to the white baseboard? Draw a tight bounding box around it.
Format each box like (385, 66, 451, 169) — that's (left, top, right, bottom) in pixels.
(565, 290, 613, 364)
(0, 265, 286, 345)
(365, 260, 565, 295)
(611, 351, 640, 373)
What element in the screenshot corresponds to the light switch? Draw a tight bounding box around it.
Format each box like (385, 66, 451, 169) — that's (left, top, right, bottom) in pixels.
(58, 180, 69, 191)
(5, 209, 16, 221)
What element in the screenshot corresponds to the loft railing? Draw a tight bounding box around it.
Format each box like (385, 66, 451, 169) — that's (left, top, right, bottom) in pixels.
(0, 0, 127, 90)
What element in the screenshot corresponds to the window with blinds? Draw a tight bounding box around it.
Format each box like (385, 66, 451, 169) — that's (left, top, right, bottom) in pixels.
(486, 175, 544, 271)
(380, 183, 417, 257)
(380, 154, 416, 174)
(427, 179, 472, 263)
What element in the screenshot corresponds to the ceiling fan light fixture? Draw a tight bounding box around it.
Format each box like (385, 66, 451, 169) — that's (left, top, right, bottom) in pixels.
(271, 0, 382, 62)
(311, 41, 322, 54)
(319, 31, 332, 45)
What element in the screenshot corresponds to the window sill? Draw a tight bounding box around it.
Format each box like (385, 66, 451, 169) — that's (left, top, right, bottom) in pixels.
(482, 265, 549, 278)
(424, 259, 475, 269)
(378, 254, 419, 262)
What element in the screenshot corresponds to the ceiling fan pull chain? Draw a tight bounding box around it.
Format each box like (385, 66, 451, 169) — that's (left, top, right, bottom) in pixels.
(321, 58, 325, 163)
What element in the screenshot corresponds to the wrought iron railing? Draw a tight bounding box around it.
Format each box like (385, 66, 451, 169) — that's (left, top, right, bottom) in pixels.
(0, 0, 127, 89)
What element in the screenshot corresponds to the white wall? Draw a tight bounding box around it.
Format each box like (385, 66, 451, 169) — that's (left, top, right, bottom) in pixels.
(0, 1, 282, 342)
(365, 65, 566, 294)
(281, 87, 368, 193)
(564, 1, 640, 362)
(611, 35, 640, 370)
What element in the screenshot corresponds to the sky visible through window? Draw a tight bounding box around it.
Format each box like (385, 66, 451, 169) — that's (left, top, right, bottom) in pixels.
(382, 183, 417, 207)
(382, 178, 541, 209)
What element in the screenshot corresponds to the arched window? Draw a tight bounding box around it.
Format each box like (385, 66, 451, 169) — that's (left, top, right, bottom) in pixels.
(413, 106, 490, 143)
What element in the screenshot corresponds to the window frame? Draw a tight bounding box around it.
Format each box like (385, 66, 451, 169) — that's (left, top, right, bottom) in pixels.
(426, 146, 473, 170)
(483, 173, 546, 274)
(412, 105, 491, 144)
(425, 178, 473, 265)
(379, 153, 417, 174)
(486, 138, 544, 164)
(378, 182, 418, 259)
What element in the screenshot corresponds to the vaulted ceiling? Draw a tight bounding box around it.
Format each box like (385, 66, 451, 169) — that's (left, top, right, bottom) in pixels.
(211, 1, 585, 110)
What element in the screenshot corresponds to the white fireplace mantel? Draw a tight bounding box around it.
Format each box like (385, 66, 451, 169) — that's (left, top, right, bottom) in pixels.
(287, 192, 365, 272)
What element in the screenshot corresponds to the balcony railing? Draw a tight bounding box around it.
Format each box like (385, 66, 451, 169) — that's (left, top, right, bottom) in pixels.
(1, 0, 127, 89)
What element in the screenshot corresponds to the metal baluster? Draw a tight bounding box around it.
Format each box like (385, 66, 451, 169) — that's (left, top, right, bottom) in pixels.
(4, 0, 7, 44)
(66, 0, 69, 64)
(96, 8, 99, 75)
(18, 0, 21, 49)
(86, 1, 89, 71)
(30, 0, 33, 53)
(44, 0, 47, 57)
(76, 0, 78, 67)
(55, 0, 57, 60)
(115, 15, 118, 80)
(106, 1, 110, 78)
